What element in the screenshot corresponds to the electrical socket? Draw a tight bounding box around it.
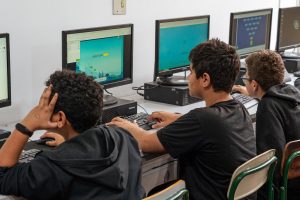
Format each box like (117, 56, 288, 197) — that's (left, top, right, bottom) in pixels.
(113, 0, 126, 15)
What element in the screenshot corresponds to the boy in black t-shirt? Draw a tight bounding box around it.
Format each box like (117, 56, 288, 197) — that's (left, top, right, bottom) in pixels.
(109, 38, 256, 200)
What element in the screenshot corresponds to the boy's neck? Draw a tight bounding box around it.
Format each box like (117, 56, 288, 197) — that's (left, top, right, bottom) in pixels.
(204, 91, 232, 107)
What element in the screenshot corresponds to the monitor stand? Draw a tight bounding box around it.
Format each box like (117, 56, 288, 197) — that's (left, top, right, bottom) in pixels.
(156, 75, 188, 86)
(281, 51, 300, 59)
(103, 94, 118, 106)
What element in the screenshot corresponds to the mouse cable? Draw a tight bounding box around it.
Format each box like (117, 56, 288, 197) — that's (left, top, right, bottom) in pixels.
(104, 88, 113, 95)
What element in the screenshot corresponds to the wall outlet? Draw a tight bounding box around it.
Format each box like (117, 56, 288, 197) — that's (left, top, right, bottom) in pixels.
(113, 0, 126, 15)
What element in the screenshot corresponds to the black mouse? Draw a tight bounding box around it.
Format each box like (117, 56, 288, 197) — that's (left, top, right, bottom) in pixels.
(35, 137, 55, 145)
(294, 78, 300, 89)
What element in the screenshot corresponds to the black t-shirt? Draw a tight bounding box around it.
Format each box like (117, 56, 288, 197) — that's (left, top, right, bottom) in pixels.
(157, 99, 256, 200)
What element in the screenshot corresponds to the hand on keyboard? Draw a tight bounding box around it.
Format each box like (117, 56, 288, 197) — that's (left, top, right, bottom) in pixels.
(120, 113, 157, 131)
(232, 85, 249, 96)
(148, 111, 182, 129)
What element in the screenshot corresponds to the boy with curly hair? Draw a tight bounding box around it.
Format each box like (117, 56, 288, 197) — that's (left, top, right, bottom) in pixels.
(0, 70, 143, 200)
(233, 50, 300, 200)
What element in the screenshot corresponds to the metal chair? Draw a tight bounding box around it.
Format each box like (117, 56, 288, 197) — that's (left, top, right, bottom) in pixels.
(227, 149, 277, 200)
(280, 139, 300, 200)
(143, 180, 189, 200)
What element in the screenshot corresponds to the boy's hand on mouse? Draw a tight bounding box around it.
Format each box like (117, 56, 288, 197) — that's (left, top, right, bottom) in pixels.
(40, 132, 65, 147)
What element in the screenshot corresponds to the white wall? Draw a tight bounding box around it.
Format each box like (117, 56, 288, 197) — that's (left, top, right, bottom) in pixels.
(0, 0, 298, 124)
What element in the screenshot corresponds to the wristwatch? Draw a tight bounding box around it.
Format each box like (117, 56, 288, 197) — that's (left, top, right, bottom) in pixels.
(15, 123, 34, 137)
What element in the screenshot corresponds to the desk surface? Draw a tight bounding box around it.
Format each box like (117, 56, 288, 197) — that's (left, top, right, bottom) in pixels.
(123, 92, 258, 117)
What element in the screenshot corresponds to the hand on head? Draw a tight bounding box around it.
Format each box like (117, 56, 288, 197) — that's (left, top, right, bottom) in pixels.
(40, 132, 65, 147)
(148, 111, 182, 129)
(232, 85, 249, 96)
(21, 85, 58, 132)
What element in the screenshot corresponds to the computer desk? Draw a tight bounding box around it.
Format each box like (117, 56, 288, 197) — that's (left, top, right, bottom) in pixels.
(0, 93, 258, 199)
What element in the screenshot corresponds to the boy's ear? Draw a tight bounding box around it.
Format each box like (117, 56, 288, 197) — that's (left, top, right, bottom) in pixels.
(51, 111, 67, 128)
(201, 72, 211, 88)
(251, 80, 259, 91)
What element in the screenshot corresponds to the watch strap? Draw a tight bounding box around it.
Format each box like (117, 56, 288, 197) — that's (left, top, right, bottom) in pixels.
(15, 123, 33, 137)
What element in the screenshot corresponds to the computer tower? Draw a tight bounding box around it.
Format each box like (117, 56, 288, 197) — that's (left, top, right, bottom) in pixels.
(100, 98, 137, 123)
(284, 59, 300, 73)
(144, 82, 201, 106)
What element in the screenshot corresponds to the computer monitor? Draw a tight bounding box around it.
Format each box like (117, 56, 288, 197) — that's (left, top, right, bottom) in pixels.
(229, 8, 272, 59)
(276, 6, 300, 58)
(154, 15, 210, 86)
(62, 24, 133, 105)
(0, 33, 11, 108)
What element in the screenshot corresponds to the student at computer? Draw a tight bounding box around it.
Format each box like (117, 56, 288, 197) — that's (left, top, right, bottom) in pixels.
(0, 70, 143, 200)
(109, 38, 256, 200)
(233, 50, 300, 200)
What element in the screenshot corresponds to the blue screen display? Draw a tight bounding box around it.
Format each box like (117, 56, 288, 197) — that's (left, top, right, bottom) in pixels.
(159, 23, 208, 71)
(76, 36, 124, 84)
(235, 15, 267, 49)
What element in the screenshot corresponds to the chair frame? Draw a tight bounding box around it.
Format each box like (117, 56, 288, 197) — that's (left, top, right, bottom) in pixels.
(228, 156, 277, 200)
(280, 151, 300, 200)
(167, 189, 189, 200)
(143, 180, 189, 200)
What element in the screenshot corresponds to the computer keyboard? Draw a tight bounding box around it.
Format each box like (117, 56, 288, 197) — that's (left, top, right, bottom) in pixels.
(19, 149, 41, 163)
(121, 112, 156, 130)
(232, 93, 258, 109)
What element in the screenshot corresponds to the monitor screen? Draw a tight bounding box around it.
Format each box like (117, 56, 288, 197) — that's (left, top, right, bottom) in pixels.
(0, 33, 11, 108)
(62, 24, 133, 89)
(277, 6, 300, 52)
(154, 16, 210, 79)
(229, 9, 272, 58)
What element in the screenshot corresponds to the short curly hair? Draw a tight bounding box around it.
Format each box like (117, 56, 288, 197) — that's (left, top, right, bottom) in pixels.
(45, 70, 103, 133)
(245, 50, 284, 91)
(189, 38, 240, 93)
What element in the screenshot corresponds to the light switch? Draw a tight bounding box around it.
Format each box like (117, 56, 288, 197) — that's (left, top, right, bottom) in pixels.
(113, 0, 126, 15)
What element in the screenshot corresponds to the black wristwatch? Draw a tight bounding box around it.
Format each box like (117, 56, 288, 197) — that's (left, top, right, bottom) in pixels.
(15, 123, 34, 137)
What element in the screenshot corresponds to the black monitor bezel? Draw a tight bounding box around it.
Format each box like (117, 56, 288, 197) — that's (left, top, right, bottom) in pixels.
(0, 33, 11, 108)
(154, 15, 210, 81)
(276, 6, 300, 52)
(229, 8, 273, 59)
(62, 24, 133, 89)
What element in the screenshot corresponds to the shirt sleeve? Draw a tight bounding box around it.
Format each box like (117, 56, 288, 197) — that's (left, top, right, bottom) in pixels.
(157, 110, 205, 158)
(0, 156, 66, 199)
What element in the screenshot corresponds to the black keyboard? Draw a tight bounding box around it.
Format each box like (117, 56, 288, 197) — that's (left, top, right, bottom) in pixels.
(19, 149, 41, 163)
(122, 113, 156, 130)
(232, 93, 258, 109)
(0, 129, 11, 148)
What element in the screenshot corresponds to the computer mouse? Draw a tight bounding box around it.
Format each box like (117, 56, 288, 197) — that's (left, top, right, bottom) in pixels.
(35, 137, 55, 145)
(294, 78, 300, 89)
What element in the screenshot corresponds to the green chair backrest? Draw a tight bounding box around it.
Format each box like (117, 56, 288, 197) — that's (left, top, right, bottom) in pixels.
(227, 149, 277, 200)
(280, 139, 300, 200)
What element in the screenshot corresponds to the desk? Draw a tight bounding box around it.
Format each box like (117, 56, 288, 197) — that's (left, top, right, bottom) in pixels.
(0, 94, 257, 199)
(123, 92, 258, 117)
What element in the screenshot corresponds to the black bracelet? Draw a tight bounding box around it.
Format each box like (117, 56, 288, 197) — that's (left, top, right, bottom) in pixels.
(15, 123, 33, 137)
